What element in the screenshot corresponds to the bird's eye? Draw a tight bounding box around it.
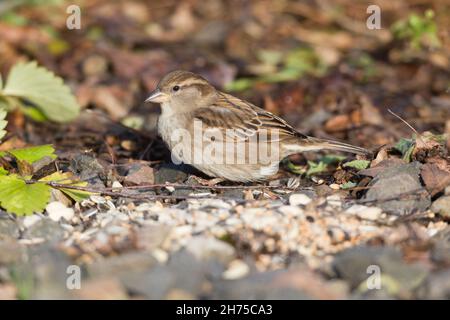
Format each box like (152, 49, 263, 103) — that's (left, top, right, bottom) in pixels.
(172, 85, 180, 92)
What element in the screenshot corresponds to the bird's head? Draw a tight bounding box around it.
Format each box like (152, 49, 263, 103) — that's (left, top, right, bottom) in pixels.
(145, 70, 217, 111)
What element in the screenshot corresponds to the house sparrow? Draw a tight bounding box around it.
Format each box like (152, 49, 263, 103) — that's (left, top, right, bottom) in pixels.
(146, 70, 370, 182)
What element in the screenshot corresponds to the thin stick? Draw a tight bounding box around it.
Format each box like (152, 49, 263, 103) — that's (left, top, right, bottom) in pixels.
(25, 180, 293, 202)
(387, 108, 425, 144)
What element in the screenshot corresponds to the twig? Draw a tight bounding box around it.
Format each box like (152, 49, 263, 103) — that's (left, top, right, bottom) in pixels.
(387, 108, 425, 145)
(25, 180, 294, 202)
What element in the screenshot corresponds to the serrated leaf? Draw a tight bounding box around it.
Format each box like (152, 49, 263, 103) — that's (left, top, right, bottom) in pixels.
(0, 107, 7, 141)
(0, 144, 56, 164)
(343, 159, 370, 170)
(2, 61, 80, 122)
(0, 175, 50, 215)
(40, 171, 95, 202)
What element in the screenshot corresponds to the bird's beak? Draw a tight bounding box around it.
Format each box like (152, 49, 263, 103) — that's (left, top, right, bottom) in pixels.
(145, 89, 168, 103)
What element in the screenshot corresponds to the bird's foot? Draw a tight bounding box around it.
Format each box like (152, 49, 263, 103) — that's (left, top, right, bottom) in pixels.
(190, 176, 226, 186)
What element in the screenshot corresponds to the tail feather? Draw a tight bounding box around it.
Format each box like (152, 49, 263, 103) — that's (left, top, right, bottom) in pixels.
(306, 137, 371, 155)
(283, 137, 371, 156)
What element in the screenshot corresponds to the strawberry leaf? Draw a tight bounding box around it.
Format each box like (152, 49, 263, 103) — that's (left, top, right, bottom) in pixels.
(0, 145, 57, 164)
(2, 61, 80, 122)
(0, 175, 50, 216)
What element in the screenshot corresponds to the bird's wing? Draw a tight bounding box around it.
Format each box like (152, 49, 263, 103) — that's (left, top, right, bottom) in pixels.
(192, 92, 307, 142)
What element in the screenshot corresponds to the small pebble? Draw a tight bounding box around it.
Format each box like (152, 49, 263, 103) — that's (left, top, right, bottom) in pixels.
(346, 205, 382, 221)
(289, 193, 312, 206)
(222, 259, 250, 280)
(46, 201, 75, 222)
(23, 215, 42, 228)
(329, 183, 340, 190)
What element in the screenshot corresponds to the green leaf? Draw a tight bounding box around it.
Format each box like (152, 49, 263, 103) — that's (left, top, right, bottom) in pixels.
(343, 159, 370, 170)
(224, 78, 254, 92)
(0, 175, 50, 216)
(40, 171, 95, 202)
(394, 138, 415, 162)
(1, 12, 28, 26)
(0, 167, 8, 175)
(285, 160, 306, 175)
(0, 107, 7, 141)
(0, 145, 56, 164)
(341, 181, 357, 189)
(2, 61, 80, 122)
(321, 154, 346, 165)
(257, 50, 283, 66)
(21, 105, 48, 122)
(306, 160, 328, 176)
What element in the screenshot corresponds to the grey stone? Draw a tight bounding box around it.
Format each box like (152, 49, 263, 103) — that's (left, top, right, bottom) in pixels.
(212, 270, 311, 299)
(221, 188, 245, 200)
(121, 250, 214, 299)
(23, 218, 65, 243)
(363, 162, 431, 215)
(431, 227, 450, 266)
(0, 218, 20, 239)
(431, 196, 450, 217)
(333, 245, 428, 293)
(121, 266, 174, 299)
(9, 245, 74, 299)
(87, 252, 157, 278)
(0, 239, 23, 265)
(185, 236, 235, 265)
(416, 269, 450, 299)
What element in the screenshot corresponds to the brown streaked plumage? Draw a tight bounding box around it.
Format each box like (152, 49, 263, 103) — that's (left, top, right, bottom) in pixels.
(146, 70, 371, 182)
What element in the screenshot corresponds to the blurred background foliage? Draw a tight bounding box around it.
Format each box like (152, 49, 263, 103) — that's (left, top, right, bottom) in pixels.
(0, 0, 448, 152)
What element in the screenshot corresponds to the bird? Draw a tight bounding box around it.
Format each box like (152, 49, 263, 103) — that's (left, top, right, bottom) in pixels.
(145, 70, 370, 183)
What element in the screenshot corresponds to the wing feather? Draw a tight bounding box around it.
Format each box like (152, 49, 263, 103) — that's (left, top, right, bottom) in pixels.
(192, 92, 306, 143)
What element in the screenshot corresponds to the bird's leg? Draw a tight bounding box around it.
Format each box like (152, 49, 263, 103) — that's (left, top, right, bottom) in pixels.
(190, 176, 226, 186)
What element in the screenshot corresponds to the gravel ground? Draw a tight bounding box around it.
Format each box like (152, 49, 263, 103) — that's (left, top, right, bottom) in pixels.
(1, 175, 449, 300)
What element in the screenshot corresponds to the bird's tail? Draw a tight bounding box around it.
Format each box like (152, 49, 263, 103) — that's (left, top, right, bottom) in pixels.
(284, 136, 371, 156)
(306, 137, 371, 155)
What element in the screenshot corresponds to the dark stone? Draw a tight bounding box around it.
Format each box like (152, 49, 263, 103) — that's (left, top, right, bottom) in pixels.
(314, 185, 334, 197)
(154, 163, 190, 184)
(69, 154, 106, 186)
(362, 162, 431, 215)
(123, 163, 154, 186)
(221, 188, 245, 200)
